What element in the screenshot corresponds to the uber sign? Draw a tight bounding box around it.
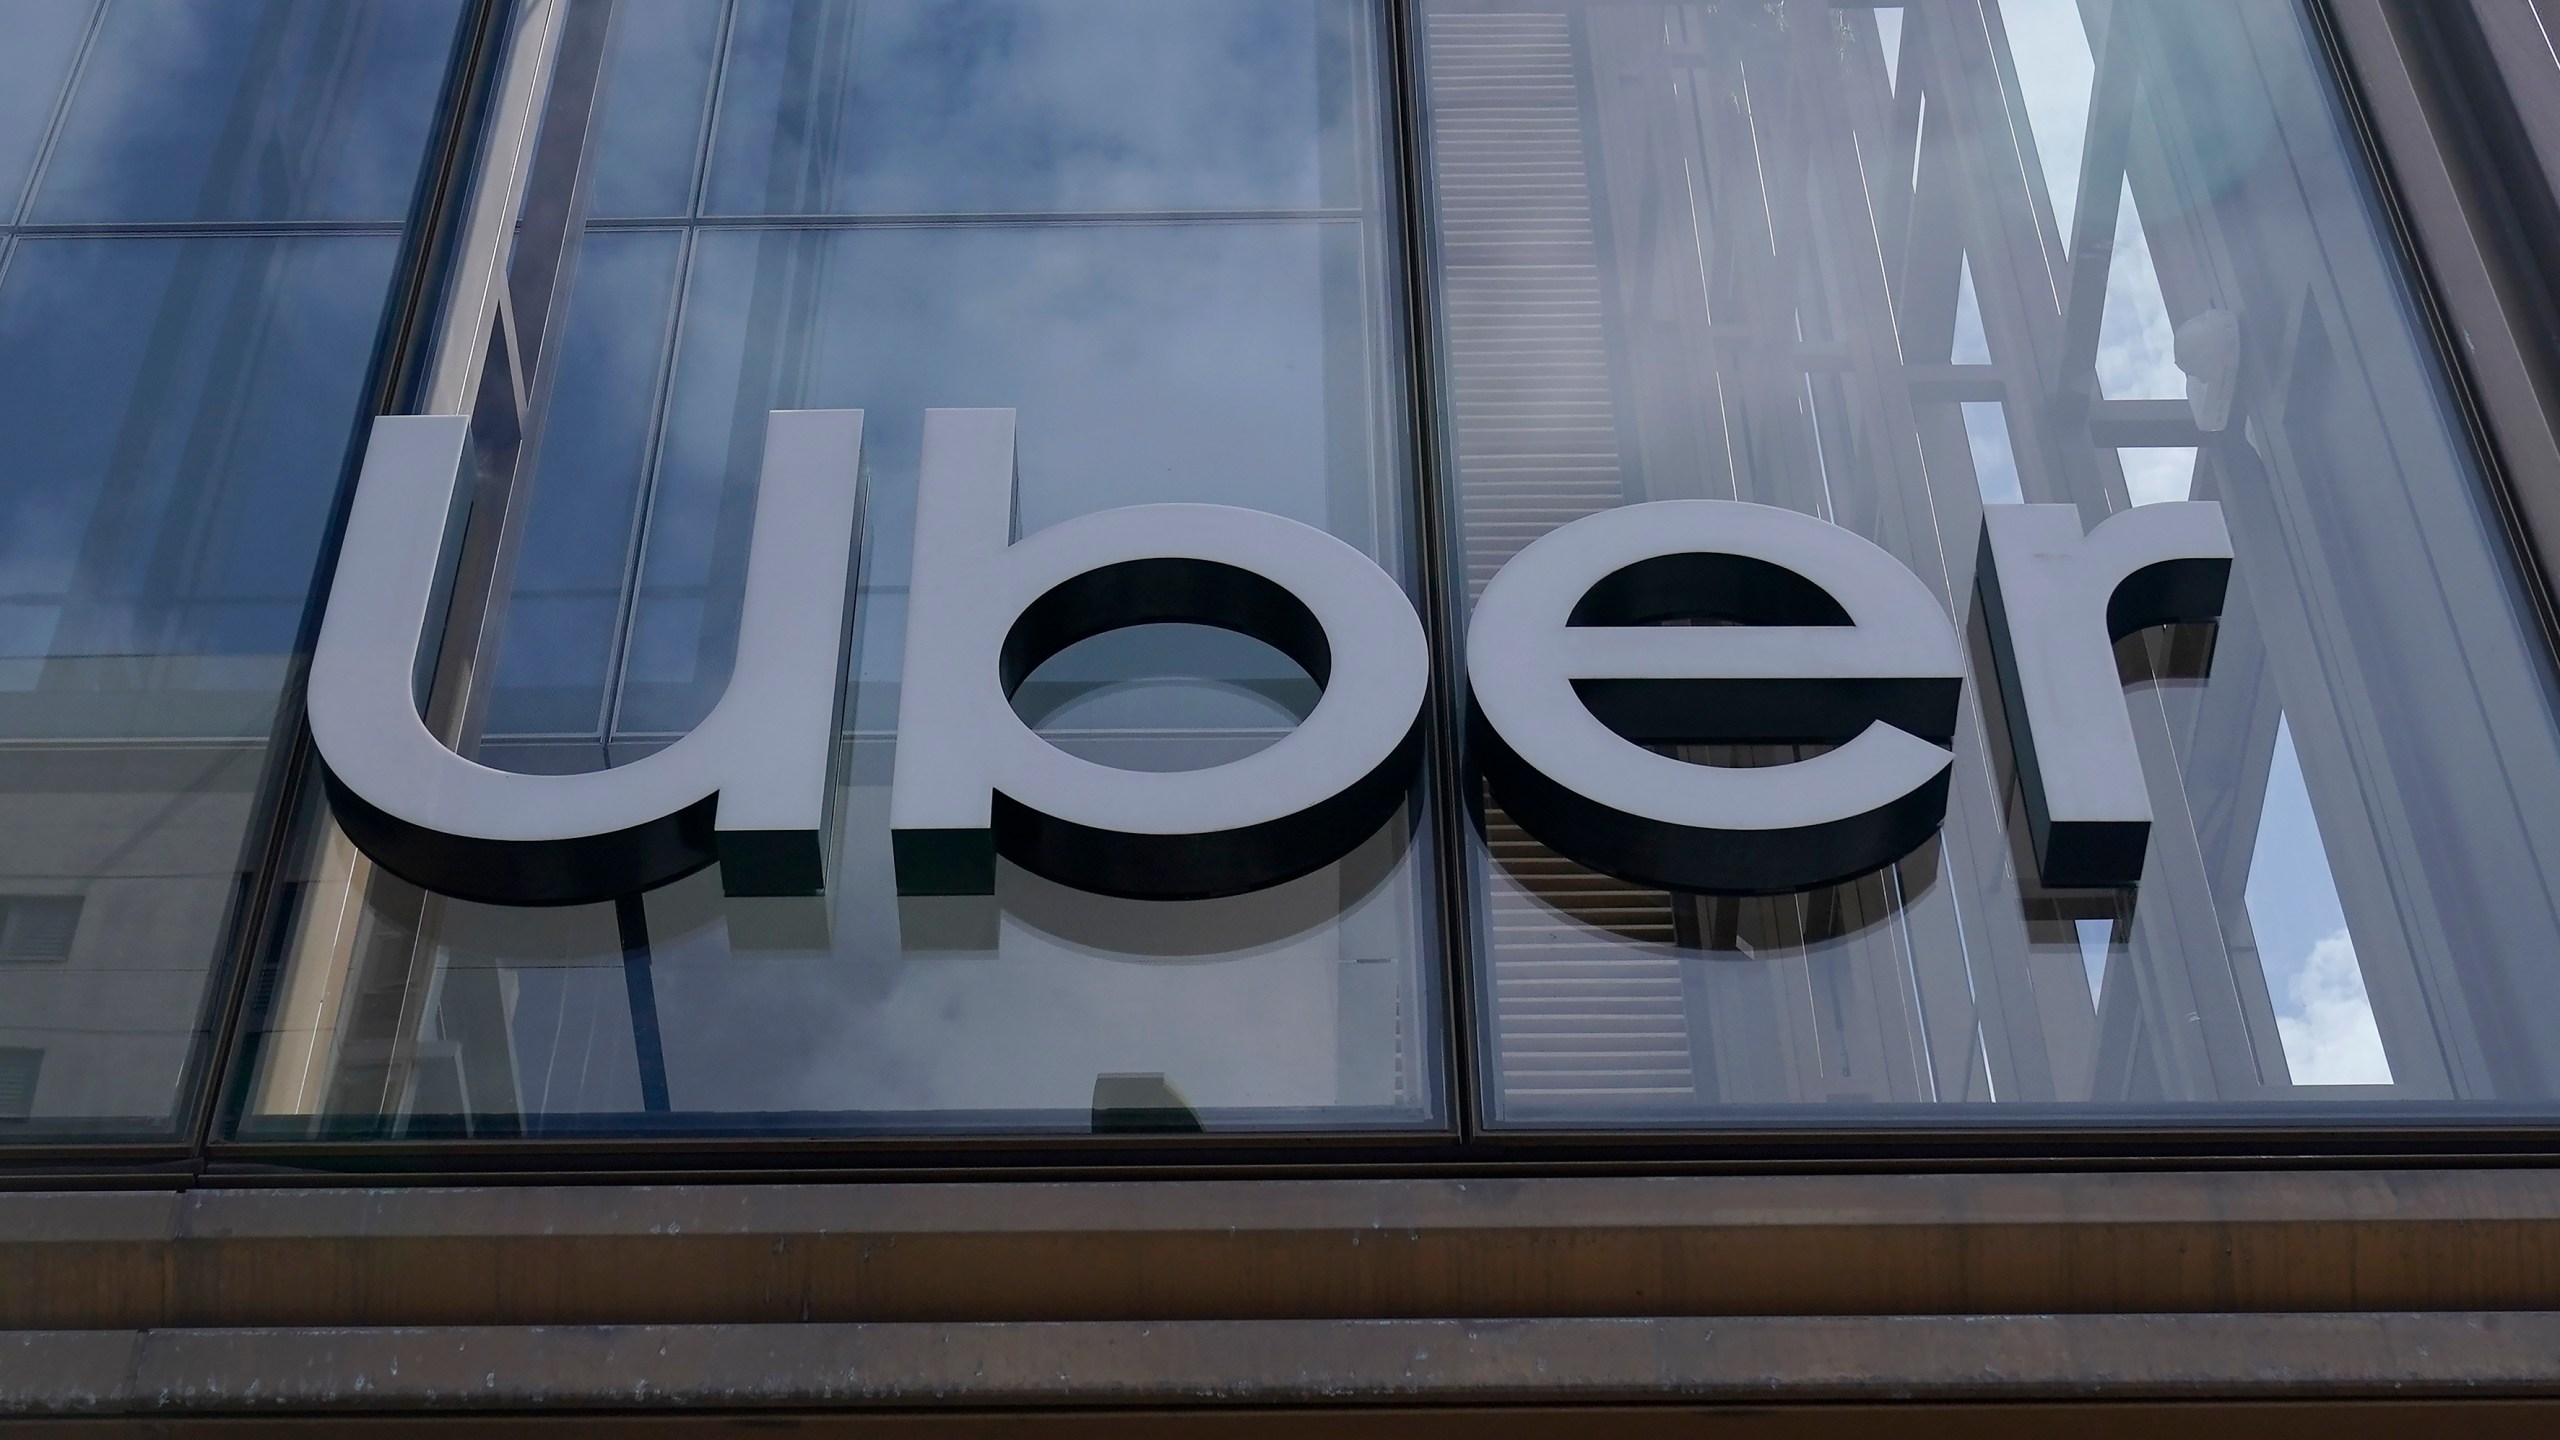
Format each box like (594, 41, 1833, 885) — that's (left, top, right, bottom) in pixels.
(311, 408, 2230, 908)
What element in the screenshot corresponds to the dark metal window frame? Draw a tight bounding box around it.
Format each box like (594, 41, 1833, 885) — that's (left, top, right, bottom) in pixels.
(10, 0, 2558, 1183)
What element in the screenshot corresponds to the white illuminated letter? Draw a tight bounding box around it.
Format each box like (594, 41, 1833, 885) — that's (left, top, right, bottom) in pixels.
(1976, 501, 2232, 887)
(309, 410, 866, 905)
(890, 409, 1430, 899)
(1467, 501, 1964, 893)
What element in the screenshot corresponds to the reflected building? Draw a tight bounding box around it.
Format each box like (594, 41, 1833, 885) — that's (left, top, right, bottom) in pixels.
(7, 0, 2560, 1430)
(1425, 0, 2519, 1117)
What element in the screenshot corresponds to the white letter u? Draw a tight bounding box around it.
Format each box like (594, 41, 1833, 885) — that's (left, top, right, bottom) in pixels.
(307, 410, 866, 905)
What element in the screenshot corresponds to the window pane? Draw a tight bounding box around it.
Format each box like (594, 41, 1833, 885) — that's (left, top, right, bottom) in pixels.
(1423, 0, 2560, 1124)
(0, 0, 92, 214)
(233, 0, 1441, 1140)
(699, 0, 1331, 216)
(32, 0, 461, 224)
(0, 0, 463, 1140)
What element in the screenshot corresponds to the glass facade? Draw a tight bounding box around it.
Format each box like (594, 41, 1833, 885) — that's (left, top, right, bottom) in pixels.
(0, 0, 465, 1137)
(236, 0, 1443, 1138)
(1426, 0, 2560, 1124)
(6, 0, 2560, 1153)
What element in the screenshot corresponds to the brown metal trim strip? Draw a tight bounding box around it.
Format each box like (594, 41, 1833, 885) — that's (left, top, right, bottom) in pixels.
(10, 1169, 2560, 1330)
(8, 1314, 2560, 1419)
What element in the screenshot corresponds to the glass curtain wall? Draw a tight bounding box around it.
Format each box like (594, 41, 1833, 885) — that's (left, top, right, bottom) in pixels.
(1424, 0, 2560, 1125)
(233, 0, 1443, 1139)
(0, 0, 464, 1138)
(197, 0, 2560, 1151)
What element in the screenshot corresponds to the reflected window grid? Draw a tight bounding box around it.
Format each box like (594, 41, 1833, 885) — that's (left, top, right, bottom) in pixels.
(0, 0, 461, 1138)
(237, 0, 1448, 1140)
(205, 0, 2560, 1146)
(1425, 0, 2541, 1124)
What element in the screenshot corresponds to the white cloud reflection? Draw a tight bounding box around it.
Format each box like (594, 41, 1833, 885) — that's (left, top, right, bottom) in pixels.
(1996, 1, 2187, 405)
(1953, 255, 1990, 364)
(2246, 718, 2393, 1087)
(1998, 0, 2095, 239)
(2275, 928, 2390, 1086)
(2095, 179, 2183, 398)
(2119, 446, 2196, 506)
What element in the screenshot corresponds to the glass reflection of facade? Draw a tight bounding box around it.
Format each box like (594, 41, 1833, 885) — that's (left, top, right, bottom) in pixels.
(0, 0, 465, 1137)
(4, 0, 2560, 1154)
(1427, 0, 2560, 1125)
(242, 0, 1444, 1139)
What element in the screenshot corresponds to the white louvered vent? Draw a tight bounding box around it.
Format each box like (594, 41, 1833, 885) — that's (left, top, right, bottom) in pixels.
(1428, 11, 1693, 1108)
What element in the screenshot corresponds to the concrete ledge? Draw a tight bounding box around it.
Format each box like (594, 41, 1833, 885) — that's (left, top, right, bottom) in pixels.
(3, 1313, 2560, 1416)
(8, 1171, 2560, 1328)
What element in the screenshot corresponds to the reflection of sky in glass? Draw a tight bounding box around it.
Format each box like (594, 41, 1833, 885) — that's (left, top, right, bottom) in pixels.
(587, 0, 727, 217)
(0, 0, 488, 734)
(608, 220, 1345, 737)
(2096, 180, 2182, 398)
(1961, 401, 2021, 504)
(614, 816, 1426, 1118)
(437, 0, 1428, 1130)
(0, 0, 91, 214)
(1998, 0, 2184, 402)
(2120, 446, 2195, 505)
(1421, 0, 2559, 1122)
(31, 0, 461, 223)
(2246, 718, 2390, 1085)
(1997, 0, 2387, 1088)
(2074, 917, 2109, 1008)
(0, 237, 398, 672)
(487, 212, 1371, 746)
(483, 230, 688, 738)
(699, 0, 1328, 216)
(0, 0, 450, 701)
(1016, 624, 1314, 763)
(1953, 256, 1990, 364)
(0, 0, 466, 1132)
(1998, 0, 2093, 239)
